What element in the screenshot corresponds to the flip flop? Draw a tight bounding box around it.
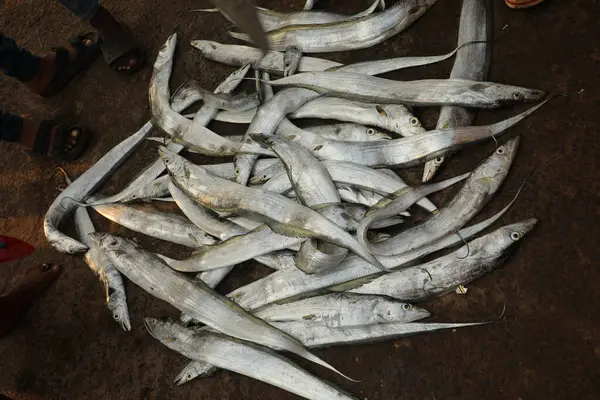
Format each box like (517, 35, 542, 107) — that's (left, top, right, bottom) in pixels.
(100, 23, 145, 73)
(41, 32, 101, 98)
(505, 0, 546, 9)
(29, 120, 92, 162)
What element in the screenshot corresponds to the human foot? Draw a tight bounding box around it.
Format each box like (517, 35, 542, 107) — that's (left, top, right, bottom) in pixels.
(0, 264, 61, 337)
(24, 32, 101, 98)
(505, 0, 546, 9)
(89, 7, 144, 72)
(19, 119, 91, 161)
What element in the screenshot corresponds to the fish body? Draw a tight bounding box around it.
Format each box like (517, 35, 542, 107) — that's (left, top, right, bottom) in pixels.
(227, 206, 517, 310)
(231, 0, 439, 53)
(305, 123, 391, 141)
(270, 73, 545, 109)
(145, 319, 358, 399)
(262, 160, 438, 212)
(92, 203, 217, 249)
(290, 97, 424, 136)
(423, 0, 493, 181)
(150, 35, 272, 158)
(249, 1, 379, 31)
(91, 233, 349, 378)
(355, 173, 470, 252)
(234, 88, 318, 185)
(192, 39, 470, 77)
(62, 172, 131, 331)
(276, 99, 549, 168)
(273, 320, 486, 349)
(161, 147, 385, 270)
(44, 121, 154, 253)
(369, 137, 520, 256)
(217, 97, 425, 137)
(349, 219, 538, 300)
(176, 319, 485, 384)
(255, 293, 430, 327)
(191, 40, 341, 74)
(254, 135, 347, 273)
(163, 224, 303, 272)
(94, 65, 252, 206)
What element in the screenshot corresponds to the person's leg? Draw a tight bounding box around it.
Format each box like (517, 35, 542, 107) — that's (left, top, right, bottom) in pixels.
(0, 34, 41, 82)
(0, 110, 23, 144)
(0, 32, 98, 96)
(56, 0, 142, 71)
(0, 263, 61, 337)
(0, 109, 87, 159)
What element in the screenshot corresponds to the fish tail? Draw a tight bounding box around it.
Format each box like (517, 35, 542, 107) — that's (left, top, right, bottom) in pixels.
(299, 349, 360, 382)
(488, 96, 553, 136)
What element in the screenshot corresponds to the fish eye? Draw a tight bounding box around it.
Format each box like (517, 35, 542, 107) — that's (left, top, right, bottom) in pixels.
(114, 314, 120, 320)
(510, 232, 521, 241)
(235, 168, 240, 175)
(187, 374, 192, 379)
(402, 303, 411, 310)
(512, 92, 523, 100)
(366, 128, 375, 135)
(409, 117, 419, 127)
(435, 157, 443, 163)
(164, 159, 170, 164)
(496, 147, 505, 155)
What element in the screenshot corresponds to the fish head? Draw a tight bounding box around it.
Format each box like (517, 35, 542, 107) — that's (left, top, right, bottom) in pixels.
(373, 301, 431, 323)
(364, 127, 392, 141)
(158, 146, 186, 178)
(154, 34, 178, 70)
(144, 317, 192, 345)
(483, 84, 546, 106)
(189, 40, 218, 55)
(338, 203, 369, 221)
(473, 136, 521, 193)
(107, 290, 132, 331)
(174, 362, 216, 386)
(422, 155, 445, 183)
(89, 232, 127, 252)
(249, 133, 277, 148)
(283, 46, 302, 77)
(377, 104, 425, 137)
(485, 218, 538, 254)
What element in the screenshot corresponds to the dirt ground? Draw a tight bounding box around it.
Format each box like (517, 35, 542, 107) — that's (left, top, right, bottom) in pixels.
(0, 0, 599, 399)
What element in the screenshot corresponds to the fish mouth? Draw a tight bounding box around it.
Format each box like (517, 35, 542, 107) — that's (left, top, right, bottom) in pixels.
(530, 89, 547, 101)
(143, 317, 158, 335)
(421, 164, 439, 183)
(157, 145, 172, 161)
(502, 136, 521, 158)
(518, 218, 538, 235)
(115, 311, 132, 332)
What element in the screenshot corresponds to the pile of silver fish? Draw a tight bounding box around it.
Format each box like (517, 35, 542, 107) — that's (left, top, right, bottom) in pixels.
(46, 1, 550, 398)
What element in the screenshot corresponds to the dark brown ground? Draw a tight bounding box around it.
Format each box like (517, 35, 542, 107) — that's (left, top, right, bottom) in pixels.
(1, 0, 599, 399)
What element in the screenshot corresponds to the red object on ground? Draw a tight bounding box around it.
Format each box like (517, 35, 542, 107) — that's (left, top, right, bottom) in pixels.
(0, 235, 35, 264)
